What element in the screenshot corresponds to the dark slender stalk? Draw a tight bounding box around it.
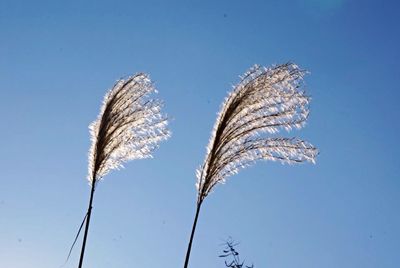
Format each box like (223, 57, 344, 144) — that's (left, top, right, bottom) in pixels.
(183, 201, 202, 268)
(78, 181, 96, 268)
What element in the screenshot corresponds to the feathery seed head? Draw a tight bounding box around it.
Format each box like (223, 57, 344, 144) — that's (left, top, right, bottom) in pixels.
(88, 73, 170, 184)
(196, 63, 318, 203)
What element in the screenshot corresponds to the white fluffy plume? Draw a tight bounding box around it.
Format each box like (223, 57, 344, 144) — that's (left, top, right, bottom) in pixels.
(88, 73, 170, 183)
(196, 63, 318, 202)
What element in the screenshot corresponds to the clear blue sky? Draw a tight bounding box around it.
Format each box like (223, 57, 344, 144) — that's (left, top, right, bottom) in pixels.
(1, 0, 399, 267)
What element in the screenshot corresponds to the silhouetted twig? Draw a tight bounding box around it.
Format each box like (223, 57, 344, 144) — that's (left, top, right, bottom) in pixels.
(219, 238, 254, 268)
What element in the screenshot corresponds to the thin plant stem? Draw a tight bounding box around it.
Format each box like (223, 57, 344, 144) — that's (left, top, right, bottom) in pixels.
(183, 201, 202, 268)
(71, 73, 169, 268)
(78, 181, 96, 268)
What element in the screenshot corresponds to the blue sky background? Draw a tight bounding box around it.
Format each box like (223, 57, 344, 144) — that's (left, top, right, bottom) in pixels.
(1, 0, 399, 267)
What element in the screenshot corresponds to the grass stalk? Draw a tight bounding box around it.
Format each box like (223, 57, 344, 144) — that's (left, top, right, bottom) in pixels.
(77, 181, 95, 268)
(183, 202, 202, 268)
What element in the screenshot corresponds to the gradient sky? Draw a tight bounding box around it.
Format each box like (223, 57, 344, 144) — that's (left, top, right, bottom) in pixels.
(1, 0, 399, 267)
